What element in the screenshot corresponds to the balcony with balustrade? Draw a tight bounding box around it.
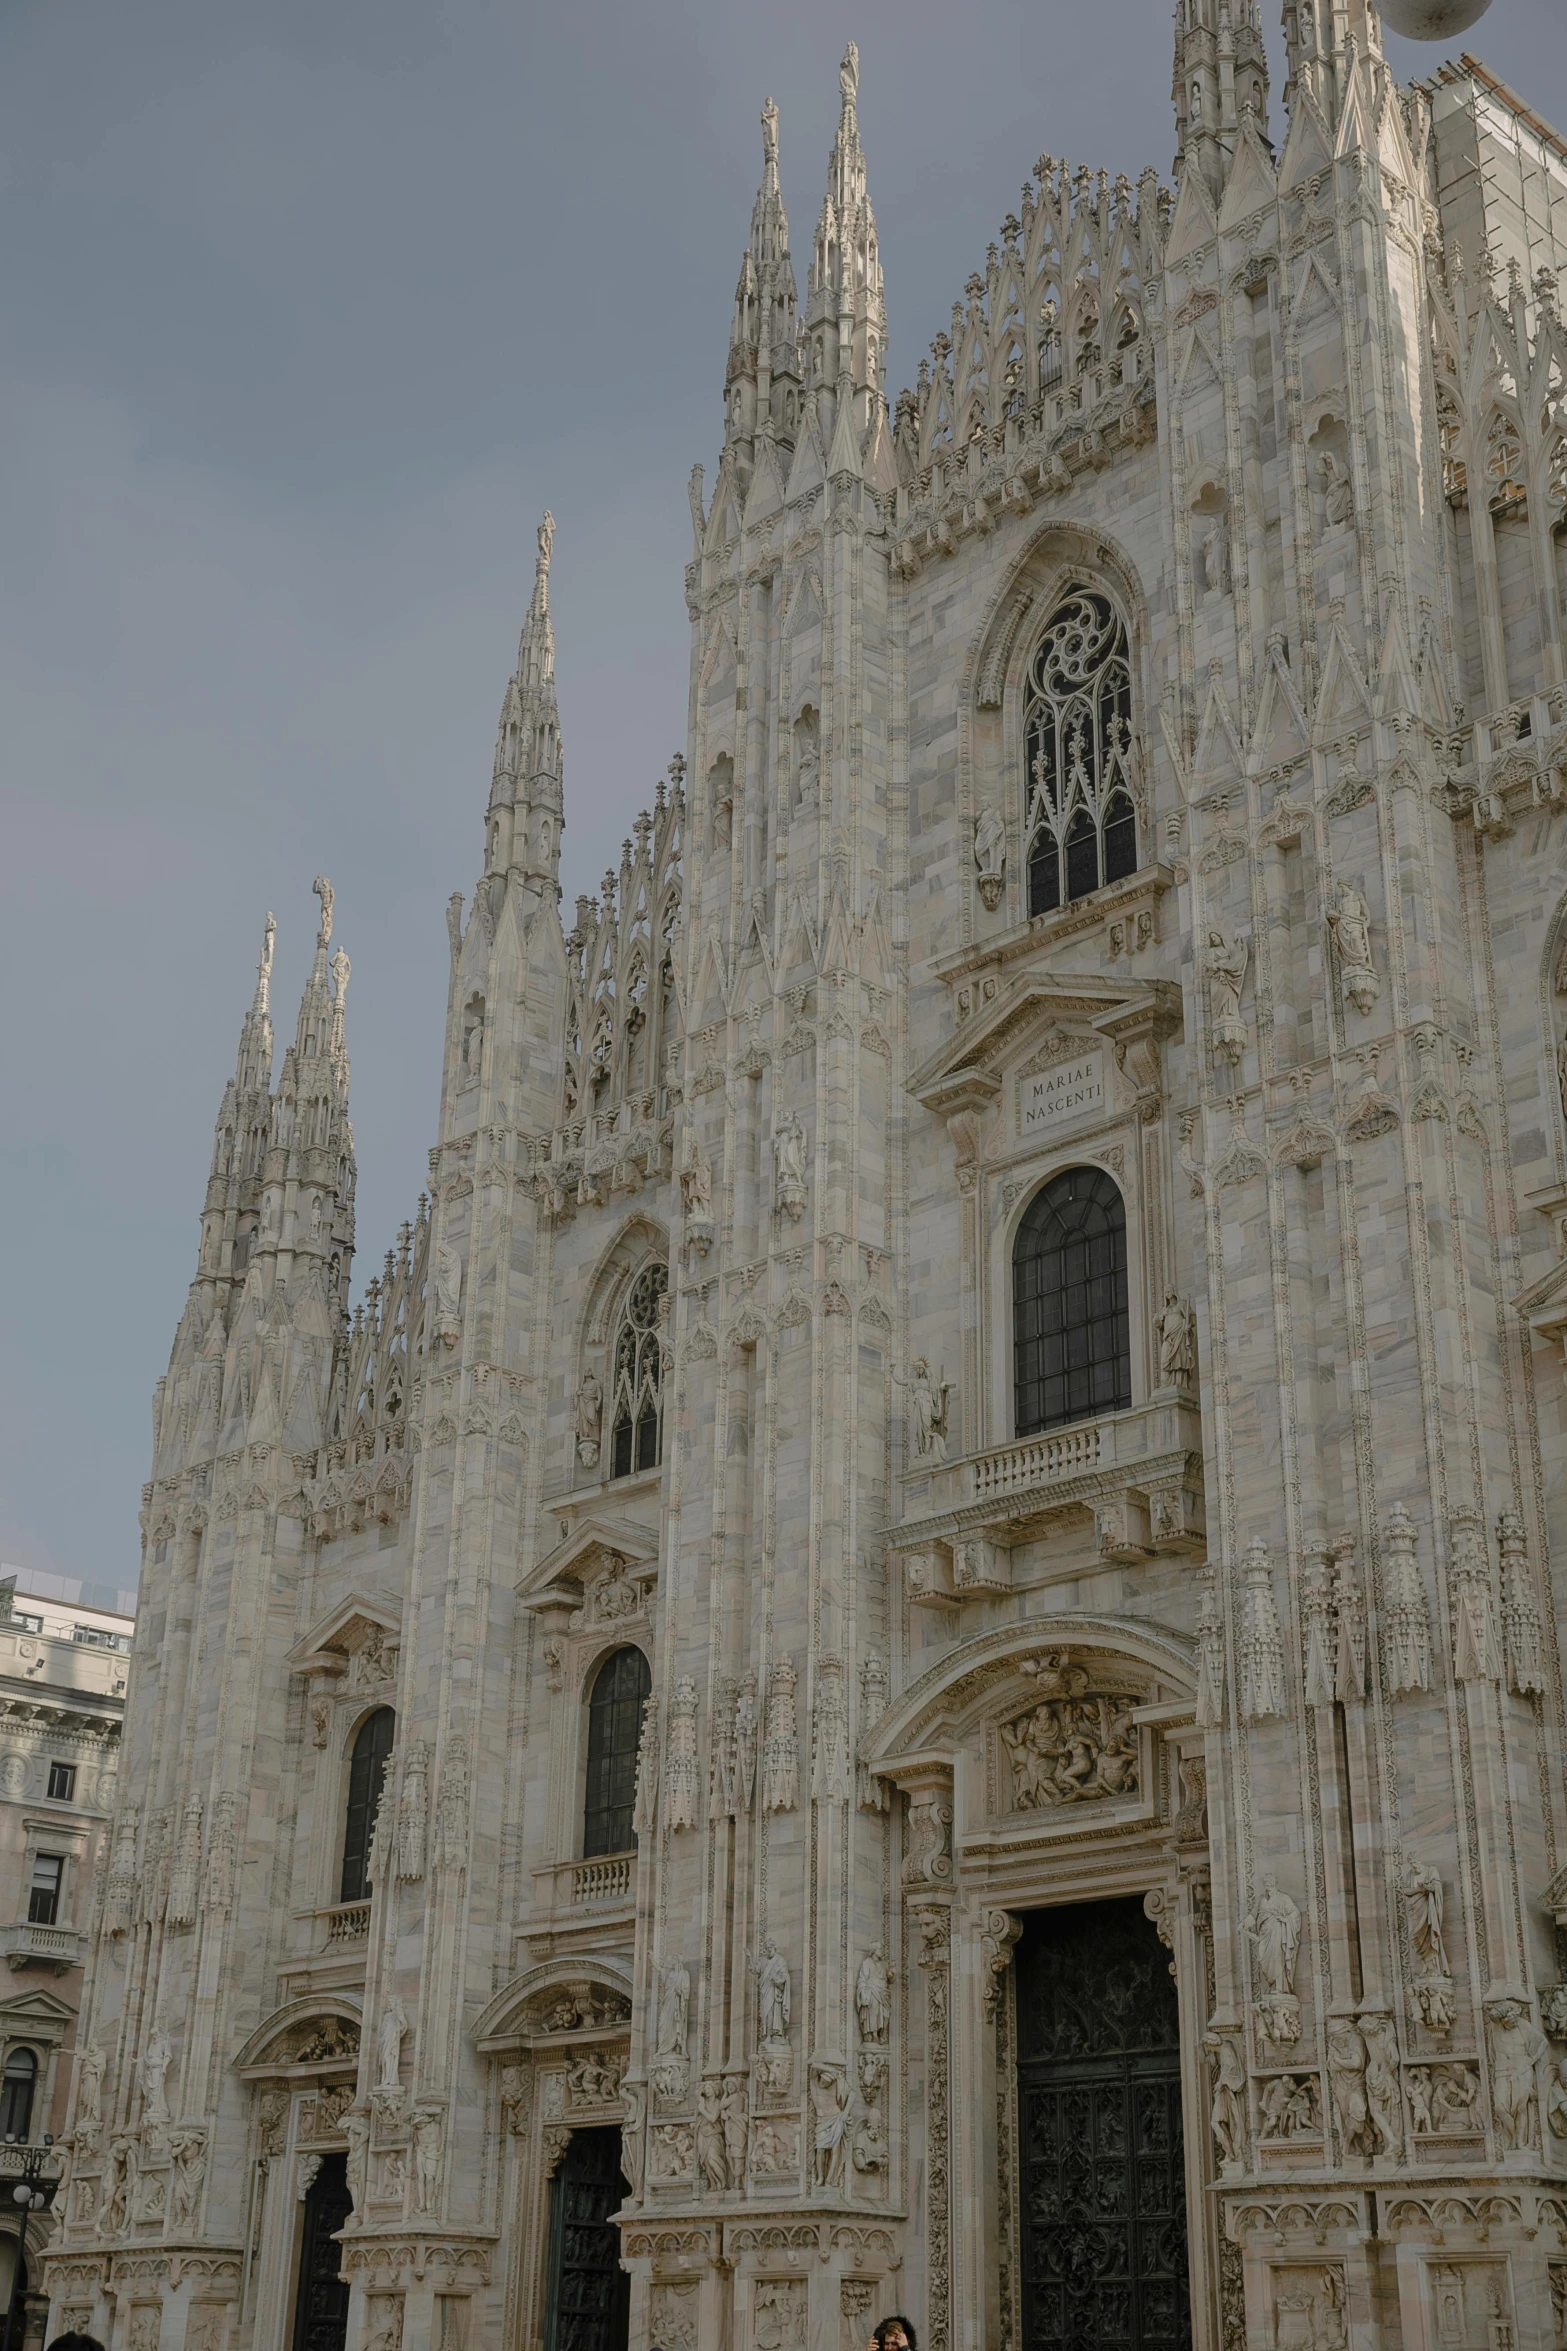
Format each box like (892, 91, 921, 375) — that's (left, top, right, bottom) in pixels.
(891, 1394, 1205, 1600)
(524, 1849, 638, 1961)
(0, 1921, 87, 1975)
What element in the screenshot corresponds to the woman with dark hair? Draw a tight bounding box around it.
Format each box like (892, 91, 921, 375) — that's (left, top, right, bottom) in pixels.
(867, 2321, 917, 2351)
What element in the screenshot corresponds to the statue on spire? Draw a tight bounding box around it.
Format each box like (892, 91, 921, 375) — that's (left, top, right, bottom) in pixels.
(762, 96, 779, 169)
(536, 511, 554, 580)
(259, 914, 276, 990)
(840, 41, 858, 110)
(313, 875, 334, 948)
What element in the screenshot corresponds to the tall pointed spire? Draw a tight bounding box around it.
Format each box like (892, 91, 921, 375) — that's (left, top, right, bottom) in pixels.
(1280, 0, 1381, 132)
(234, 912, 276, 1096)
(1173, 0, 1271, 194)
(486, 511, 563, 892)
(804, 43, 886, 454)
(253, 875, 356, 1306)
(193, 911, 278, 1307)
(725, 98, 801, 464)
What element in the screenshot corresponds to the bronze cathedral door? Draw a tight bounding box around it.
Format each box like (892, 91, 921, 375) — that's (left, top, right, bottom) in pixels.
(542, 2125, 630, 2351)
(1015, 1897, 1190, 2351)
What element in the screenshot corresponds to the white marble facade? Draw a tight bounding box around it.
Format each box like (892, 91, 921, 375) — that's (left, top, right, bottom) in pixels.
(46, 10, 1567, 2351)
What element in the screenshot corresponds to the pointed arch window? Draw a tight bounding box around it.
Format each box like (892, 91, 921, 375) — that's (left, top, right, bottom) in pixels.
(583, 1646, 651, 1858)
(339, 1705, 394, 1904)
(1024, 590, 1138, 917)
(610, 1264, 668, 1479)
(1014, 1166, 1131, 1434)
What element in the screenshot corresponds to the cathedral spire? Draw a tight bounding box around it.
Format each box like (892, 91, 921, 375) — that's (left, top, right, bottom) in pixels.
(193, 911, 278, 1305)
(1280, 0, 1381, 131)
(724, 98, 800, 462)
(804, 43, 886, 452)
(234, 911, 276, 1096)
(1173, 0, 1271, 193)
(486, 512, 563, 892)
(254, 875, 356, 1297)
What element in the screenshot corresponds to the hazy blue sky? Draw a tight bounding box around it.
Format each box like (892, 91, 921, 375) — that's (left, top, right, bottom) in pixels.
(1, 0, 1560, 1589)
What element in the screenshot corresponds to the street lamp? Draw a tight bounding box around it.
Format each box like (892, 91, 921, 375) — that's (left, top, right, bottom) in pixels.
(0, 2140, 56, 2351)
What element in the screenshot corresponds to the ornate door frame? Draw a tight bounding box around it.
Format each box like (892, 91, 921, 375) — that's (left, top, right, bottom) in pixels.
(867, 1619, 1219, 2351)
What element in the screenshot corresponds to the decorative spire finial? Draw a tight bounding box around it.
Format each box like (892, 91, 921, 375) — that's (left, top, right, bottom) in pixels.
(762, 97, 779, 170)
(536, 510, 554, 582)
(840, 41, 859, 111)
(257, 914, 276, 998)
(313, 875, 334, 949)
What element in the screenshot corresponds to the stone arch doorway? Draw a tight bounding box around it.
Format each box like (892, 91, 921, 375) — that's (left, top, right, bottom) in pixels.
(290, 2151, 352, 2351)
(542, 2125, 629, 2351)
(1014, 1898, 1190, 2351)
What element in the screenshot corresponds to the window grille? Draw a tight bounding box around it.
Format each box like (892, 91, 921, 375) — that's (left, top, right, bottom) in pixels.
(610, 1265, 668, 1479)
(583, 1647, 650, 1859)
(1014, 1167, 1131, 1434)
(1024, 590, 1138, 916)
(340, 1706, 394, 1905)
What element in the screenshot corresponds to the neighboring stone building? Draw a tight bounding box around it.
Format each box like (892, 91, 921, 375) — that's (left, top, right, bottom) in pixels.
(0, 1574, 131, 2330)
(44, 7, 1567, 2350)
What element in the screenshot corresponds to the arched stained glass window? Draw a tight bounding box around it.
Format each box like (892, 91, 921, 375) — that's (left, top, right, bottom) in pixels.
(610, 1265, 668, 1479)
(1014, 1167, 1131, 1435)
(340, 1706, 394, 1905)
(1024, 590, 1138, 917)
(583, 1647, 651, 1859)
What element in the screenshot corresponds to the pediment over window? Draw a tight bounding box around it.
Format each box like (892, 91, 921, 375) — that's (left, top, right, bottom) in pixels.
(865, 1615, 1194, 1790)
(472, 1956, 635, 2054)
(909, 972, 1181, 1129)
(286, 1593, 402, 1687)
(0, 1985, 76, 2043)
(519, 1517, 660, 1620)
(234, 1995, 363, 2079)
(1515, 1251, 1567, 1354)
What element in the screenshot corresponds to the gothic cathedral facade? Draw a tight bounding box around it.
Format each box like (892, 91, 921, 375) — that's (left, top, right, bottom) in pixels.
(44, 10, 1567, 2351)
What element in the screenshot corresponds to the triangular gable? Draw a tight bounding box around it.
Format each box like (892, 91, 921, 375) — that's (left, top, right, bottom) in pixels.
(1249, 642, 1311, 777)
(1192, 668, 1246, 787)
(286, 1591, 402, 1678)
(1376, 610, 1422, 730)
(743, 434, 786, 530)
(703, 453, 741, 554)
(1279, 89, 1333, 190)
(1173, 323, 1223, 402)
(1335, 63, 1374, 163)
(863, 399, 898, 496)
(1218, 120, 1278, 234)
(1312, 621, 1375, 746)
(518, 1515, 660, 1611)
(1515, 1253, 1567, 1352)
(0, 1985, 77, 2035)
(909, 972, 1180, 1113)
(827, 386, 863, 481)
(785, 402, 826, 503)
(1164, 168, 1218, 269)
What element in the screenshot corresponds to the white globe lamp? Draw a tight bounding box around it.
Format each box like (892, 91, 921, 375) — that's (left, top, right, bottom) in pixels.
(1379, 0, 1494, 37)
